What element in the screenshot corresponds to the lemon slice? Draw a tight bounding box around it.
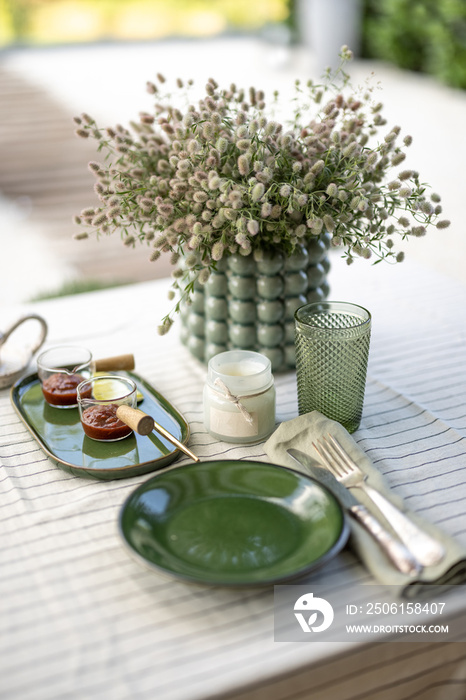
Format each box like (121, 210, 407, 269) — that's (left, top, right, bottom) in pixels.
(92, 371, 144, 402)
(92, 376, 124, 400)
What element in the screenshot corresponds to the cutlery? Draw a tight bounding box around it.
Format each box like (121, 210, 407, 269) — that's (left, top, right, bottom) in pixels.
(287, 448, 422, 576)
(313, 435, 445, 567)
(117, 405, 200, 462)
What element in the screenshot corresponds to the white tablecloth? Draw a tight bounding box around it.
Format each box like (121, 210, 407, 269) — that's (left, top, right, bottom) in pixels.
(1, 255, 466, 699)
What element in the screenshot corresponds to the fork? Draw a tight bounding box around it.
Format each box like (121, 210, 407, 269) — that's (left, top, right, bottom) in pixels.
(313, 435, 445, 567)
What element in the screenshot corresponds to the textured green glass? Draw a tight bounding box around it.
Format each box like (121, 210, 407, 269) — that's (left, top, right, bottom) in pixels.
(295, 301, 371, 433)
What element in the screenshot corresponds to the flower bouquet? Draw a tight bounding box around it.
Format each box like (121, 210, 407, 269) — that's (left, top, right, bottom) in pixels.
(74, 48, 449, 350)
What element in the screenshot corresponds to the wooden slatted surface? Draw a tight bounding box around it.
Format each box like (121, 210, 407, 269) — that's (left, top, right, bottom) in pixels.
(0, 65, 171, 285)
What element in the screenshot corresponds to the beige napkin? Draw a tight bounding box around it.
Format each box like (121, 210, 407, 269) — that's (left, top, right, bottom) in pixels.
(264, 411, 466, 598)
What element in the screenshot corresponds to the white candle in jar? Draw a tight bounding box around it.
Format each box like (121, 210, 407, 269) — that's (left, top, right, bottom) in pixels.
(203, 350, 276, 443)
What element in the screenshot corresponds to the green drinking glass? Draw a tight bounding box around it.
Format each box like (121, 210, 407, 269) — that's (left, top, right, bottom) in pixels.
(294, 301, 371, 433)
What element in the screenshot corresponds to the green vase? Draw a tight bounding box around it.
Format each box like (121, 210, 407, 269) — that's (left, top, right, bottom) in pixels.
(179, 235, 331, 371)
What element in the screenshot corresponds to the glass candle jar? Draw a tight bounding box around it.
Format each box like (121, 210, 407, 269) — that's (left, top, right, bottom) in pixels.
(203, 350, 276, 443)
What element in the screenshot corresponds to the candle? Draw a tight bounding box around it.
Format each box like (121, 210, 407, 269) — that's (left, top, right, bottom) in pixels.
(203, 350, 276, 443)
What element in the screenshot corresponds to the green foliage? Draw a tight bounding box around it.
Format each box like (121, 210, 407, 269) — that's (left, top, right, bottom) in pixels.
(363, 0, 466, 89)
(29, 278, 130, 302)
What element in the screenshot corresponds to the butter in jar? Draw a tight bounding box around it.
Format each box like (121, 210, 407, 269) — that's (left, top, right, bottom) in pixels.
(203, 350, 276, 443)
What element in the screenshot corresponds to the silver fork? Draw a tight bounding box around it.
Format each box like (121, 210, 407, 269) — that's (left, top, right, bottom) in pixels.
(313, 435, 445, 567)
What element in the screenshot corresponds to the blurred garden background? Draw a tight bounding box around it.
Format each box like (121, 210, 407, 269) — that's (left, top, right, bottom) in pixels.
(2, 0, 466, 88)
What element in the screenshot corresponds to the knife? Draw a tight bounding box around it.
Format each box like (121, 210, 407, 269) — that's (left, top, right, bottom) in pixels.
(287, 448, 422, 577)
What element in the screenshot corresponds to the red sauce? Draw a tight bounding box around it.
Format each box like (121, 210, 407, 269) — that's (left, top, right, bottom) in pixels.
(41, 372, 89, 406)
(80, 404, 132, 441)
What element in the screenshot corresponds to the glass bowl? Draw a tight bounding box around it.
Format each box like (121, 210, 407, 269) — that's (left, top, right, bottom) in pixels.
(37, 346, 92, 408)
(77, 375, 138, 442)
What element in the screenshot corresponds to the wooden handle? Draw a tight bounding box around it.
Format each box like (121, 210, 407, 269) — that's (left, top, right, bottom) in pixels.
(94, 353, 135, 372)
(116, 406, 154, 435)
(117, 406, 200, 462)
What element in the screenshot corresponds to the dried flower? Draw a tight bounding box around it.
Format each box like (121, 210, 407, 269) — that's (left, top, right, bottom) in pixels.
(251, 183, 265, 202)
(322, 214, 335, 232)
(436, 219, 451, 229)
(75, 50, 450, 330)
(391, 152, 406, 166)
(198, 268, 210, 285)
(247, 220, 260, 236)
(91, 212, 107, 226)
(237, 154, 250, 176)
(399, 186, 412, 198)
(107, 205, 122, 219)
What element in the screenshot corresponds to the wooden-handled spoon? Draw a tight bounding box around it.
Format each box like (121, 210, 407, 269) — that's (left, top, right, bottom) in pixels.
(92, 353, 135, 373)
(66, 353, 136, 375)
(116, 405, 199, 462)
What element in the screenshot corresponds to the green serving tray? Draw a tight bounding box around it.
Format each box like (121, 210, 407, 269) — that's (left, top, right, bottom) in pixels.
(11, 371, 190, 480)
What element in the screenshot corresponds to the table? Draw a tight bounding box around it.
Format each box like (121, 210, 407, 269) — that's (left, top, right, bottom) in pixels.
(1, 254, 466, 700)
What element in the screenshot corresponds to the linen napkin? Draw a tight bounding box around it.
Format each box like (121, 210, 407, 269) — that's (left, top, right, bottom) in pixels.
(264, 411, 466, 598)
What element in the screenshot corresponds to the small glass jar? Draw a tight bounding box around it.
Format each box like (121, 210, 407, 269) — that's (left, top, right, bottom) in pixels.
(37, 345, 92, 408)
(77, 375, 137, 442)
(203, 350, 276, 443)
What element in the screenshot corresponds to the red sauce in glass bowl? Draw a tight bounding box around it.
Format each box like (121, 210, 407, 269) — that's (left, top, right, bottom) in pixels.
(80, 403, 132, 441)
(41, 372, 88, 406)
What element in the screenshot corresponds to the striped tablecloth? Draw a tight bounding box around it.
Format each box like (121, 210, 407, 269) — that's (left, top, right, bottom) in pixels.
(1, 255, 466, 700)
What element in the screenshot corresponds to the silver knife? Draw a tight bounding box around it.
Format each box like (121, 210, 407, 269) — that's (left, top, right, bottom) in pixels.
(287, 448, 422, 577)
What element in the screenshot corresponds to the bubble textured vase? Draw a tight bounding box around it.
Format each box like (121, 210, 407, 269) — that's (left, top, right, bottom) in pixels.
(179, 236, 331, 371)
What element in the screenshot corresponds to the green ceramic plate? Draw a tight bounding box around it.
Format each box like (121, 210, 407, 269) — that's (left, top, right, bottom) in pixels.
(118, 460, 349, 586)
(10, 372, 190, 480)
